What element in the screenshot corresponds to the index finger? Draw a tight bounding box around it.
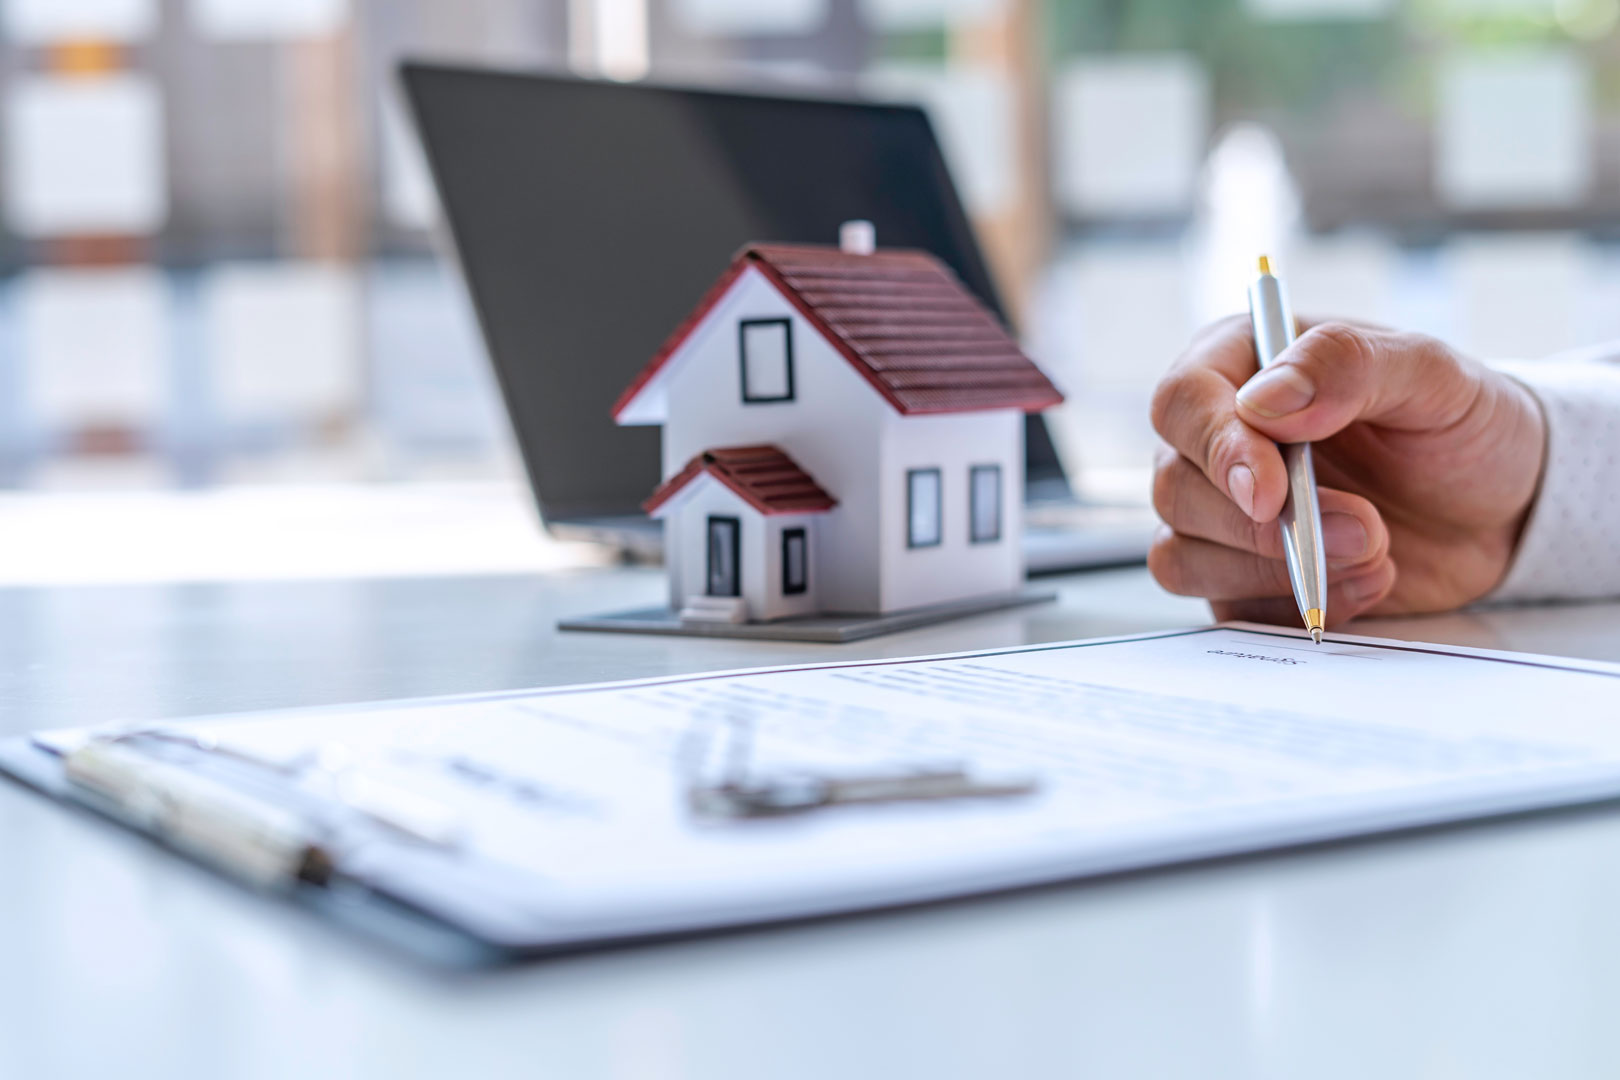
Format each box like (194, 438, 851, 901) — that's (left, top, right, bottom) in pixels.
(1181, 314, 1266, 388)
(1150, 319, 1288, 522)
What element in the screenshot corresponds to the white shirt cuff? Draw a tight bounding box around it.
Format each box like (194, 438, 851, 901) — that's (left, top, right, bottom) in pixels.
(1490, 356, 1620, 602)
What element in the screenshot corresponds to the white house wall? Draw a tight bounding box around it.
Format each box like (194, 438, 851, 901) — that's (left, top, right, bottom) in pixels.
(659, 267, 889, 613)
(879, 409, 1024, 612)
(759, 513, 822, 621)
(666, 508, 685, 611)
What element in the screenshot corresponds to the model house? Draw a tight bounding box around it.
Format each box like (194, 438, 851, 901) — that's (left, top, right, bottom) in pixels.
(613, 223, 1064, 623)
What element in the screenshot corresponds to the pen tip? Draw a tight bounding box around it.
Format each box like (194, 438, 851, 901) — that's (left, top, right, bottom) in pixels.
(1258, 254, 1273, 275)
(1310, 627, 1323, 645)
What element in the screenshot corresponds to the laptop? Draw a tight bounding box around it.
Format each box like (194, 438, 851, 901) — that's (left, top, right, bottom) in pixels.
(401, 63, 1152, 573)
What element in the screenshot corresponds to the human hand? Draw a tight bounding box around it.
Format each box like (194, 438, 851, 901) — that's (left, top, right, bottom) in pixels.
(1148, 317, 1546, 626)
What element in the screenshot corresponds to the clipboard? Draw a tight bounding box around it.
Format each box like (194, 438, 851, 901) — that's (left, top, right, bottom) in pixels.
(0, 734, 507, 967)
(6, 624, 1620, 967)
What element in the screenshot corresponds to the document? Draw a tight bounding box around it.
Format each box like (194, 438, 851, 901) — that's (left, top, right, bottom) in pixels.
(20, 624, 1620, 950)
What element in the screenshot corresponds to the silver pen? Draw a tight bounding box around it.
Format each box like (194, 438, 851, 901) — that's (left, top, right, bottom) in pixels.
(1248, 256, 1328, 644)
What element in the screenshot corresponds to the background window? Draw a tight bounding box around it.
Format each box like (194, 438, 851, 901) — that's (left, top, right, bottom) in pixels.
(970, 464, 1002, 543)
(782, 526, 808, 594)
(907, 467, 942, 548)
(4, 74, 167, 237)
(740, 318, 794, 403)
(0, 0, 1606, 510)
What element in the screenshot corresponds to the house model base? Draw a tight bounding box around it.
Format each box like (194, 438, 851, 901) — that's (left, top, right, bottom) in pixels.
(558, 587, 1056, 645)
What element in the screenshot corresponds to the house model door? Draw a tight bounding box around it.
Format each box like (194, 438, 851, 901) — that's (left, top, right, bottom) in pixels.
(706, 516, 740, 597)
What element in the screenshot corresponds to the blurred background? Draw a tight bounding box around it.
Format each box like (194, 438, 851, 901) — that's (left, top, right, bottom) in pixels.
(1, 0, 1617, 501)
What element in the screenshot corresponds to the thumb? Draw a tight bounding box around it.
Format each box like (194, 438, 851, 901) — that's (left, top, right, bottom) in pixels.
(1234, 323, 1483, 443)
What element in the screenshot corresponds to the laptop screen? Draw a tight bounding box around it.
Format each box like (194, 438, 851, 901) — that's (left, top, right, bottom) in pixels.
(403, 63, 1070, 522)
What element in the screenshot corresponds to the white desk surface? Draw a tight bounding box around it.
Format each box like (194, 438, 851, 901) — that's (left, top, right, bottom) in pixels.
(3, 501, 1620, 1079)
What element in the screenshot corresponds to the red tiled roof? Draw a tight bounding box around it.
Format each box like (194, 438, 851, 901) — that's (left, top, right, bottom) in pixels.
(643, 445, 838, 517)
(613, 243, 1064, 421)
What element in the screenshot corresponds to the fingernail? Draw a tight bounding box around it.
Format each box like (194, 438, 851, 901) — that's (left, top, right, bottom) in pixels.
(1322, 512, 1369, 560)
(1226, 464, 1256, 519)
(1237, 364, 1316, 418)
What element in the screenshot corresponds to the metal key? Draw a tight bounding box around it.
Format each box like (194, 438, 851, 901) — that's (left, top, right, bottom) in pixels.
(690, 767, 1038, 820)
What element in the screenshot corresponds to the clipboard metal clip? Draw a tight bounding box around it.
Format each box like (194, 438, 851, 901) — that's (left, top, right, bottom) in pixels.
(63, 737, 336, 891)
(61, 729, 463, 892)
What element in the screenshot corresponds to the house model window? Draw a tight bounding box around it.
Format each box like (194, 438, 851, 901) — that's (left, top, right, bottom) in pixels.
(970, 464, 1003, 544)
(782, 527, 808, 595)
(740, 318, 794, 403)
(907, 468, 942, 548)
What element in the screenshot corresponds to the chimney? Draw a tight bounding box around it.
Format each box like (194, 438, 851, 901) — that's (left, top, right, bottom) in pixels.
(839, 220, 875, 255)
